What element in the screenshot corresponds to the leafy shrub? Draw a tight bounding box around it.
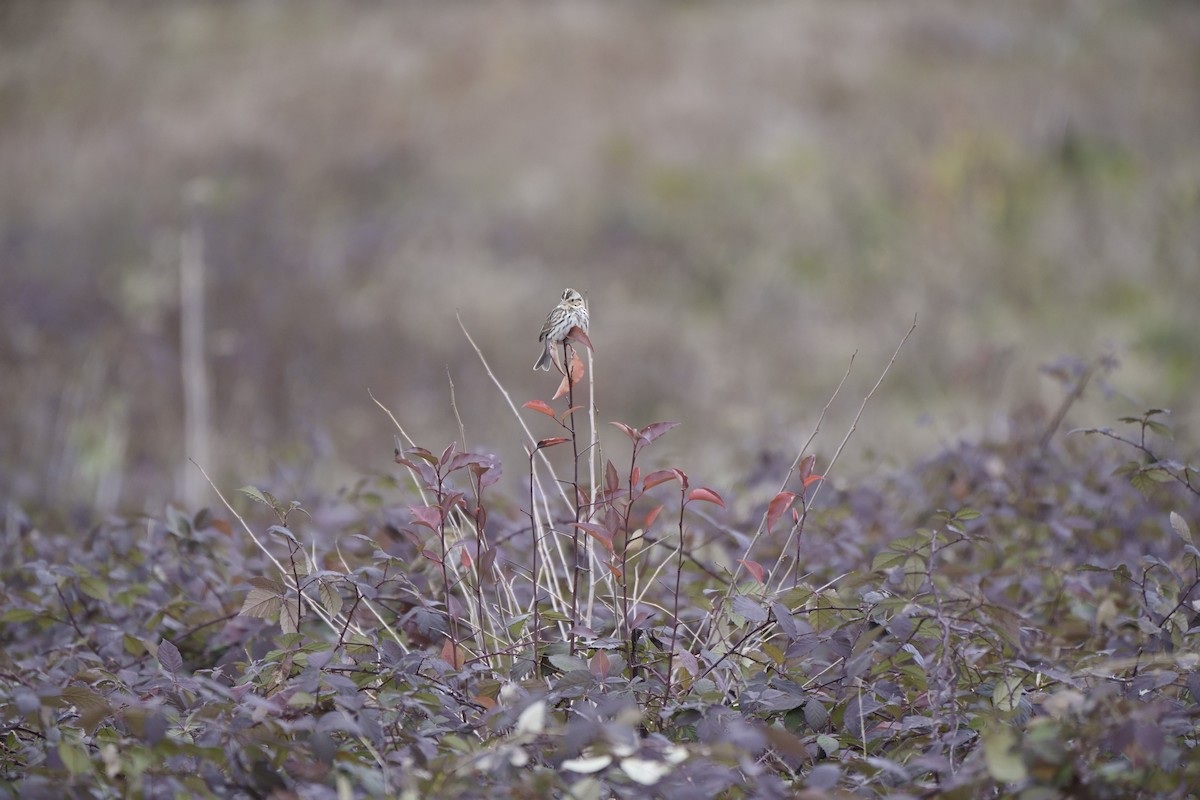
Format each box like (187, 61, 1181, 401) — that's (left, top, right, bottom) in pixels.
(3, 339, 1199, 799)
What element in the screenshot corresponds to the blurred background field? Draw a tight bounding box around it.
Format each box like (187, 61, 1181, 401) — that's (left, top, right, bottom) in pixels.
(2, 0, 1198, 517)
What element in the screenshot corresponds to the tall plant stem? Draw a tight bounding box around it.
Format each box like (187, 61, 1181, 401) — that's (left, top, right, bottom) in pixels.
(565, 339, 582, 657)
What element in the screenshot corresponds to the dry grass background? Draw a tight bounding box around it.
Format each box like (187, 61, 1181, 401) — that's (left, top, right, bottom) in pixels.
(2, 0, 1198, 515)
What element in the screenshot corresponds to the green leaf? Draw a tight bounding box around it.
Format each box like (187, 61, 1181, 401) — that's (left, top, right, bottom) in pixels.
(816, 733, 840, 756)
(62, 686, 112, 734)
(1130, 468, 1172, 496)
(319, 579, 343, 618)
(992, 676, 1024, 713)
(165, 505, 191, 537)
(549, 654, 588, 674)
(281, 601, 300, 634)
(58, 739, 92, 775)
(240, 587, 282, 621)
(78, 574, 110, 602)
(1146, 420, 1173, 438)
(871, 550, 907, 571)
(1170, 512, 1192, 545)
(239, 485, 270, 506)
(983, 725, 1027, 783)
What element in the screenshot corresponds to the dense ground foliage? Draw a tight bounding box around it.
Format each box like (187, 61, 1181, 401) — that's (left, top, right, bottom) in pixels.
(3, 357, 1200, 799)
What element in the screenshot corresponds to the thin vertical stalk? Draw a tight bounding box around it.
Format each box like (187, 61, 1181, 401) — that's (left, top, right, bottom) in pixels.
(663, 489, 687, 707)
(529, 448, 541, 676)
(565, 338, 581, 657)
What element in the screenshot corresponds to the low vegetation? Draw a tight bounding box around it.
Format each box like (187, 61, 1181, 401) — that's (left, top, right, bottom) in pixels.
(3, 340, 1199, 799)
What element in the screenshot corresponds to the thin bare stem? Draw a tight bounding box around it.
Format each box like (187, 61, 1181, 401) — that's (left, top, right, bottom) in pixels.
(191, 460, 348, 639)
(456, 313, 573, 510)
(1039, 361, 1095, 451)
(565, 339, 582, 657)
(447, 368, 468, 455)
(368, 387, 419, 451)
(770, 316, 917, 594)
(663, 489, 688, 708)
(528, 448, 541, 676)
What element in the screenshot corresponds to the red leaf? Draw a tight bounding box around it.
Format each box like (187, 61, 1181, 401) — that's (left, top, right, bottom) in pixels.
(523, 400, 556, 418)
(687, 487, 725, 508)
(536, 437, 570, 450)
(738, 559, 766, 584)
(566, 326, 593, 352)
(438, 442, 456, 468)
(673, 468, 689, 490)
(562, 349, 587, 391)
(573, 522, 615, 553)
(605, 560, 622, 579)
(802, 474, 824, 488)
(644, 504, 665, 528)
(610, 421, 640, 441)
(642, 470, 677, 491)
(409, 505, 442, 530)
(440, 638, 464, 669)
(766, 491, 797, 534)
(460, 549, 472, 569)
(630, 466, 640, 488)
(638, 421, 681, 445)
(605, 460, 619, 494)
(589, 648, 611, 679)
(421, 549, 443, 565)
(798, 454, 817, 482)
(560, 405, 584, 424)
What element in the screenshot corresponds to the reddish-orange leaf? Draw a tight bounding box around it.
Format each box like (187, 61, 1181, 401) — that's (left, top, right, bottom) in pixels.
(798, 454, 817, 481)
(473, 695, 496, 710)
(566, 326, 594, 352)
(559, 405, 584, 425)
(568, 348, 586, 381)
(687, 487, 725, 508)
(440, 638, 465, 669)
(673, 468, 689, 490)
(573, 522, 615, 553)
(642, 470, 678, 490)
(551, 350, 586, 399)
(644, 504, 665, 528)
(766, 491, 797, 534)
(738, 559, 766, 584)
(630, 466, 640, 487)
(605, 560, 622, 579)
(536, 437, 570, 450)
(460, 549, 472, 569)
(523, 400, 556, 418)
(802, 474, 824, 488)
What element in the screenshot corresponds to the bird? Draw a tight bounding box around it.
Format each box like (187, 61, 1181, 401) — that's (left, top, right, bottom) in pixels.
(534, 288, 589, 371)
